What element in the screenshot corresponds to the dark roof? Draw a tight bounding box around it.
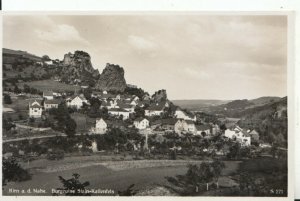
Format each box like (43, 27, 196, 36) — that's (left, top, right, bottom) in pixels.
(101, 93, 115, 99)
(184, 120, 195, 125)
(108, 108, 129, 112)
(152, 118, 178, 126)
(43, 91, 53, 96)
(146, 102, 166, 111)
(117, 101, 132, 109)
(69, 95, 86, 101)
(134, 117, 148, 122)
(44, 99, 61, 104)
(29, 100, 42, 108)
(30, 104, 42, 109)
(196, 124, 211, 131)
(249, 130, 259, 135)
(106, 120, 125, 127)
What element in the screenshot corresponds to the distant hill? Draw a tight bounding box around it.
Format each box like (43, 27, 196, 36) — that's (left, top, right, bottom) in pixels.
(172, 99, 230, 111)
(206, 96, 283, 117)
(248, 96, 281, 108)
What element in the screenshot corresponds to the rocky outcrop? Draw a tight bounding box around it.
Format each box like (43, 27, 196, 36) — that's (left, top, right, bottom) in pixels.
(61, 51, 99, 84)
(95, 63, 127, 92)
(152, 89, 167, 102)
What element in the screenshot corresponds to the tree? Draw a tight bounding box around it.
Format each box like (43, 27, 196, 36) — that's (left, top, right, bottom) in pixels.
(227, 142, 240, 159)
(65, 118, 77, 137)
(3, 119, 15, 131)
(99, 107, 109, 119)
(185, 162, 214, 192)
(55, 173, 91, 196)
(201, 131, 206, 138)
(4, 94, 12, 104)
(118, 184, 137, 196)
(220, 124, 227, 132)
(3, 157, 32, 186)
(42, 55, 51, 61)
(211, 159, 225, 189)
(13, 85, 21, 94)
(239, 172, 255, 195)
(134, 106, 145, 118)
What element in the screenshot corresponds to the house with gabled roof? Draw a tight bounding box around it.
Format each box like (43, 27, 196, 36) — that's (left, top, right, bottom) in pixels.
(91, 118, 107, 134)
(108, 108, 130, 120)
(224, 125, 251, 146)
(145, 101, 169, 116)
(196, 124, 211, 136)
(66, 95, 88, 109)
(29, 100, 43, 118)
(117, 101, 135, 113)
(133, 117, 149, 130)
(151, 118, 178, 131)
(174, 119, 196, 134)
(43, 91, 54, 100)
(249, 129, 259, 142)
(175, 108, 196, 121)
(44, 99, 61, 110)
(101, 99, 119, 109)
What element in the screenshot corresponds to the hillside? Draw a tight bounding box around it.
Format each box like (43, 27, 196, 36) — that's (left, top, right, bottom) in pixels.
(237, 97, 287, 145)
(248, 96, 281, 107)
(3, 48, 129, 93)
(3, 48, 49, 82)
(172, 99, 230, 111)
(206, 96, 282, 117)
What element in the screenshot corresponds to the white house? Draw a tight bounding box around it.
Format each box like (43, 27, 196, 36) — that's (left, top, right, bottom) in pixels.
(29, 100, 43, 118)
(145, 102, 168, 116)
(66, 95, 88, 109)
(134, 118, 149, 130)
(224, 126, 251, 146)
(44, 60, 53, 65)
(91, 118, 107, 134)
(43, 91, 54, 100)
(174, 119, 196, 134)
(44, 99, 61, 110)
(101, 100, 119, 109)
(196, 124, 211, 136)
(108, 108, 130, 120)
(53, 92, 62, 97)
(175, 108, 196, 121)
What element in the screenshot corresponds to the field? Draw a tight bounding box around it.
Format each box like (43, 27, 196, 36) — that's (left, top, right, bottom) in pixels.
(3, 95, 33, 121)
(3, 155, 241, 196)
(71, 112, 95, 133)
(18, 79, 81, 93)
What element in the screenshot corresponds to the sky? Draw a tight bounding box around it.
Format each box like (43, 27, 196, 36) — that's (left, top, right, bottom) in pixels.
(3, 15, 287, 100)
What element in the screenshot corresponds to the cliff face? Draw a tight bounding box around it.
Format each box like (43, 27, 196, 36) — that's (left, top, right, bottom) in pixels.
(61, 51, 99, 84)
(95, 63, 127, 92)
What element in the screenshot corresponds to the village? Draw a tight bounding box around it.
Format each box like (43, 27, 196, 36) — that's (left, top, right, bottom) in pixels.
(2, 47, 287, 196)
(4, 86, 261, 151)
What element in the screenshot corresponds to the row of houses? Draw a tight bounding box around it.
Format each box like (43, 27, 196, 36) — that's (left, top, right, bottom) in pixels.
(90, 117, 216, 136)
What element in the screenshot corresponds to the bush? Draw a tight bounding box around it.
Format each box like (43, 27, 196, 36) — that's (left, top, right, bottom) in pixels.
(47, 149, 65, 160)
(3, 157, 32, 186)
(4, 94, 12, 104)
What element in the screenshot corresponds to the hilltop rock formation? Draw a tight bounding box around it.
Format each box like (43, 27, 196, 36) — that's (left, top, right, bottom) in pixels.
(95, 63, 127, 92)
(61, 51, 99, 84)
(152, 89, 167, 102)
